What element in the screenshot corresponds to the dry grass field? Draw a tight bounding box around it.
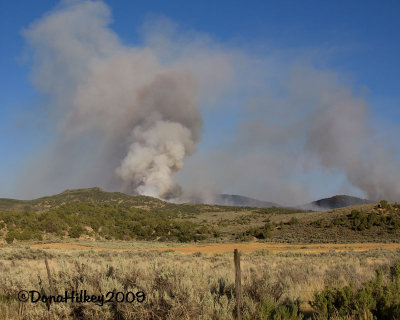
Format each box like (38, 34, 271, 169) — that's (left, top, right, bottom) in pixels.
(1, 242, 400, 319)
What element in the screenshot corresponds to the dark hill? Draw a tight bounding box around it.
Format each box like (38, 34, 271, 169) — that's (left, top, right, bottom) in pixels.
(301, 195, 374, 210)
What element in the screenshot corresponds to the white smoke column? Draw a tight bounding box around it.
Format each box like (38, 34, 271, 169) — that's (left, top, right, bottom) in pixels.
(110, 69, 202, 198)
(21, 0, 231, 199)
(116, 121, 196, 197)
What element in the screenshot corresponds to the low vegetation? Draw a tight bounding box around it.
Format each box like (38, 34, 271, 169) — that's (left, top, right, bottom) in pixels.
(270, 201, 400, 243)
(313, 262, 400, 319)
(0, 203, 216, 243)
(308, 201, 400, 234)
(1, 189, 400, 243)
(1, 245, 400, 319)
(2, 190, 400, 318)
(0, 188, 311, 243)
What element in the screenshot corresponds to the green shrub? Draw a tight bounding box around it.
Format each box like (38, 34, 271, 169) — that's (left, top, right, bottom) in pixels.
(287, 217, 299, 225)
(380, 200, 388, 209)
(254, 295, 303, 320)
(311, 219, 326, 228)
(5, 230, 19, 243)
(312, 262, 400, 319)
(69, 225, 84, 238)
(243, 222, 275, 240)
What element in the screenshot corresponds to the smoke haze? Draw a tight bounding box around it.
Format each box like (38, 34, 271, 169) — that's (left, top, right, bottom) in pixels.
(176, 65, 400, 205)
(15, 0, 400, 204)
(20, 0, 229, 199)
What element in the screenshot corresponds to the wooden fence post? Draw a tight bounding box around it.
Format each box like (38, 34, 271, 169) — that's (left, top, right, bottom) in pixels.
(45, 257, 55, 297)
(43, 257, 55, 319)
(234, 249, 242, 320)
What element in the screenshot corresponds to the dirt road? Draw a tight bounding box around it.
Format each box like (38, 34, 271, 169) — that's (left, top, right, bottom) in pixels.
(31, 242, 400, 254)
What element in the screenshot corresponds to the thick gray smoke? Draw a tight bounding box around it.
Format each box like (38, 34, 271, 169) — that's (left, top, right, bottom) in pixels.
(114, 70, 201, 197)
(115, 77, 201, 197)
(302, 72, 400, 201)
(177, 66, 400, 204)
(20, 0, 229, 199)
(281, 67, 400, 202)
(16, 0, 400, 204)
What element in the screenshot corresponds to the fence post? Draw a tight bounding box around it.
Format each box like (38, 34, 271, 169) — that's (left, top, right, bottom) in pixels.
(234, 249, 242, 320)
(43, 257, 55, 319)
(45, 257, 55, 297)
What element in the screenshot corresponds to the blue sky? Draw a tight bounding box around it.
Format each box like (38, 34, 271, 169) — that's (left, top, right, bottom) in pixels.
(1, 0, 400, 203)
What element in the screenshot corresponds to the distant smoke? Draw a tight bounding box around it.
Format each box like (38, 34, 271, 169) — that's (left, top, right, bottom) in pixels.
(20, 0, 228, 199)
(306, 96, 400, 201)
(177, 66, 400, 204)
(16, 0, 400, 204)
(292, 67, 400, 201)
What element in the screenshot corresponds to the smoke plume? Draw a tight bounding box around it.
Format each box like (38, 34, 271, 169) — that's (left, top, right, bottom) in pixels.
(176, 65, 400, 204)
(15, 0, 400, 204)
(20, 0, 228, 199)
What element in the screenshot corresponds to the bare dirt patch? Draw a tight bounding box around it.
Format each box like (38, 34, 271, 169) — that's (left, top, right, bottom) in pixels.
(31, 243, 128, 251)
(151, 242, 400, 254)
(31, 242, 400, 254)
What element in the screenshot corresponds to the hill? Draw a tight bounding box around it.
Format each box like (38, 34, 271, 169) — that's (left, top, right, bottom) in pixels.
(0, 187, 307, 243)
(211, 194, 279, 208)
(300, 195, 374, 210)
(0, 187, 166, 212)
(2, 188, 400, 244)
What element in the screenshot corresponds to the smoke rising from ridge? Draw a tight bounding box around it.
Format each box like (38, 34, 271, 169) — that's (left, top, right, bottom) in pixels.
(21, 0, 224, 198)
(176, 66, 400, 204)
(15, 0, 400, 203)
(288, 67, 400, 202)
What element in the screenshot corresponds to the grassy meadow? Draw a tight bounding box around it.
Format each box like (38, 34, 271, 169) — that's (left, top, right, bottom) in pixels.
(1, 244, 400, 319)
